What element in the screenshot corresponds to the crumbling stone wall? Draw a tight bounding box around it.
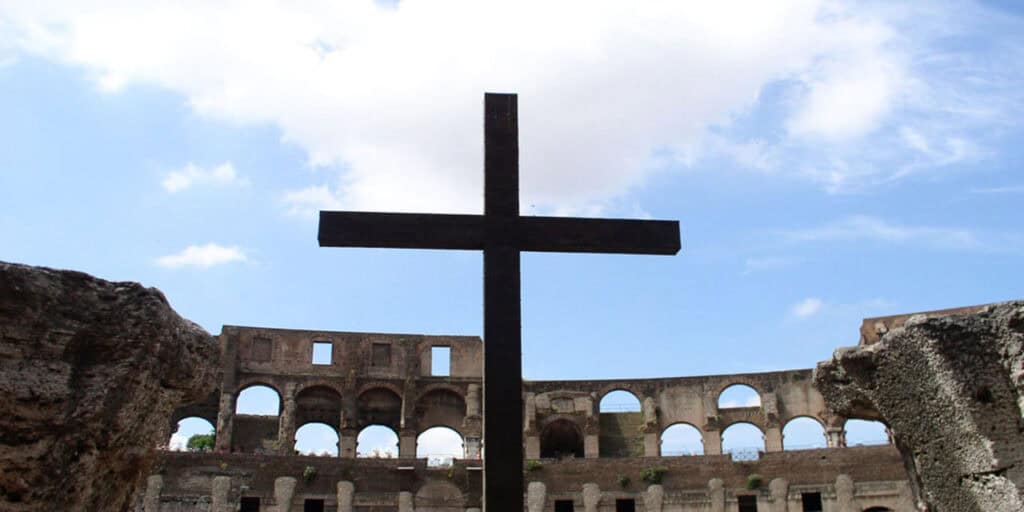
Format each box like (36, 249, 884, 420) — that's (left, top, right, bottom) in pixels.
(0, 262, 218, 511)
(815, 301, 1024, 511)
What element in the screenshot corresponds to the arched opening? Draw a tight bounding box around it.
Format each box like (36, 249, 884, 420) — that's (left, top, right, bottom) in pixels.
(661, 423, 703, 456)
(417, 426, 464, 467)
(295, 385, 342, 428)
(782, 417, 826, 450)
(357, 425, 399, 458)
(717, 384, 761, 408)
(599, 390, 641, 412)
(863, 508, 893, 512)
(357, 387, 403, 430)
(721, 422, 764, 461)
(417, 389, 466, 431)
(845, 419, 890, 446)
(294, 422, 339, 456)
(540, 419, 584, 459)
(236, 384, 281, 415)
(168, 417, 215, 452)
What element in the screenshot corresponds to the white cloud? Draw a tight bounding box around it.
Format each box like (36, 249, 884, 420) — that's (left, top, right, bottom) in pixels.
(791, 297, 824, 319)
(156, 243, 247, 269)
(1, 1, 1017, 206)
(161, 162, 247, 193)
(782, 215, 981, 250)
(168, 432, 188, 451)
(282, 185, 344, 219)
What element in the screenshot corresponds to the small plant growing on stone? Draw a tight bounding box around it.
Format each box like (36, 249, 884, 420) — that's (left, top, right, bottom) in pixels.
(302, 465, 317, 483)
(617, 475, 631, 488)
(640, 467, 666, 484)
(746, 474, 763, 489)
(525, 460, 543, 472)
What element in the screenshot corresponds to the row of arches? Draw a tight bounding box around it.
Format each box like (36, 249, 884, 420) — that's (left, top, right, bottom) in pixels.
(596, 385, 762, 413)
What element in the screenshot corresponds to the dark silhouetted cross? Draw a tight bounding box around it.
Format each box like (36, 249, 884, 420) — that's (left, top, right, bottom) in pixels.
(318, 93, 680, 512)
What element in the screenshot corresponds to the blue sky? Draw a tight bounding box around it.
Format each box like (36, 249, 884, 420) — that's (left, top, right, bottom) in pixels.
(1, 1, 1022, 451)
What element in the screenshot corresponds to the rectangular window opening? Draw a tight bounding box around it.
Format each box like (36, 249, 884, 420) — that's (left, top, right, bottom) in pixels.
(615, 499, 635, 512)
(312, 341, 333, 365)
(801, 492, 823, 512)
(372, 342, 392, 367)
(738, 495, 758, 512)
(240, 497, 261, 512)
(303, 499, 325, 512)
(554, 500, 575, 512)
(431, 345, 451, 376)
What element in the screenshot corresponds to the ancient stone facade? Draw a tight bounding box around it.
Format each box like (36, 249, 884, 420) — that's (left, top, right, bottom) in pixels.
(143, 324, 914, 512)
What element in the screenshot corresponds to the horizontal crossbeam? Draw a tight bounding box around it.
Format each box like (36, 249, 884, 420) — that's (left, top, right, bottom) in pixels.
(318, 211, 681, 255)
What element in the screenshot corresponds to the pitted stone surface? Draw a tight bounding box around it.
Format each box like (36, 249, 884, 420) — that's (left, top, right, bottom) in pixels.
(708, 478, 725, 512)
(815, 301, 1024, 511)
(274, 476, 297, 512)
(768, 478, 788, 512)
(337, 481, 355, 512)
(581, 483, 600, 512)
(0, 261, 218, 512)
(643, 484, 663, 512)
(527, 481, 546, 512)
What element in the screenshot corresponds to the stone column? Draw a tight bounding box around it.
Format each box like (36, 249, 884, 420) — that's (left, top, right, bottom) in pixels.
(703, 429, 722, 455)
(643, 432, 660, 456)
(582, 483, 600, 512)
(644, 485, 664, 512)
(584, 434, 599, 458)
(467, 384, 481, 417)
(527, 482, 546, 512)
(398, 491, 414, 512)
(339, 428, 358, 458)
(337, 481, 355, 512)
(399, 429, 417, 458)
(825, 426, 845, 447)
(465, 436, 482, 459)
(524, 435, 540, 459)
(764, 426, 783, 452)
(215, 391, 235, 452)
(275, 476, 297, 512)
(708, 478, 725, 512)
(277, 383, 298, 455)
(834, 474, 855, 512)
(143, 475, 163, 512)
(211, 476, 232, 512)
(769, 478, 788, 512)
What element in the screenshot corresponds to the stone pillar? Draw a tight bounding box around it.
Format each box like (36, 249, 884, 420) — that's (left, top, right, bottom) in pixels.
(644, 485, 664, 512)
(582, 483, 600, 512)
(277, 383, 297, 455)
(643, 432, 660, 456)
(211, 475, 231, 512)
(708, 479, 725, 512)
(524, 434, 540, 459)
(337, 481, 355, 512)
(703, 429, 722, 455)
(465, 436, 482, 459)
(584, 434, 599, 458)
(769, 478, 788, 512)
(339, 428, 358, 458)
(834, 474, 855, 512)
(215, 391, 235, 452)
(825, 426, 845, 447)
(764, 426, 783, 452)
(467, 384, 481, 417)
(143, 475, 163, 512)
(275, 476, 297, 512)
(399, 429, 417, 458)
(398, 491, 414, 512)
(527, 481, 546, 512)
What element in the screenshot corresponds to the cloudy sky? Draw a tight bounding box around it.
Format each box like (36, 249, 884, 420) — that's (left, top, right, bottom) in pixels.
(2, 1, 1022, 452)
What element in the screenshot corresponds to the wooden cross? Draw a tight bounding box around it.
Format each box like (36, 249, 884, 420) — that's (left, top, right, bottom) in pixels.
(318, 93, 680, 512)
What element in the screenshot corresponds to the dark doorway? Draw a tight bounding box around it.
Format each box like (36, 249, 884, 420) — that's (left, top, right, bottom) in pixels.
(738, 495, 758, 512)
(304, 499, 325, 512)
(240, 497, 260, 512)
(615, 499, 635, 512)
(801, 492, 823, 512)
(540, 420, 584, 458)
(554, 500, 575, 512)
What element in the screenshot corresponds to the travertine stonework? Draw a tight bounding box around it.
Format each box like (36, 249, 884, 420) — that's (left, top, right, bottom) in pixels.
(816, 301, 1024, 511)
(0, 262, 217, 512)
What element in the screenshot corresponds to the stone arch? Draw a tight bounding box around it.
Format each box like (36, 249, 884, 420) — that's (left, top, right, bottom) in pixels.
(721, 421, 765, 460)
(168, 416, 215, 451)
(540, 418, 584, 459)
(357, 386, 403, 430)
(235, 383, 283, 416)
(716, 383, 762, 409)
(598, 389, 642, 412)
(416, 388, 466, 432)
(782, 416, 827, 450)
(295, 385, 342, 427)
(863, 508, 893, 512)
(233, 384, 283, 453)
(415, 480, 465, 512)
(417, 425, 464, 466)
(660, 422, 704, 456)
(294, 422, 339, 456)
(357, 424, 400, 458)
